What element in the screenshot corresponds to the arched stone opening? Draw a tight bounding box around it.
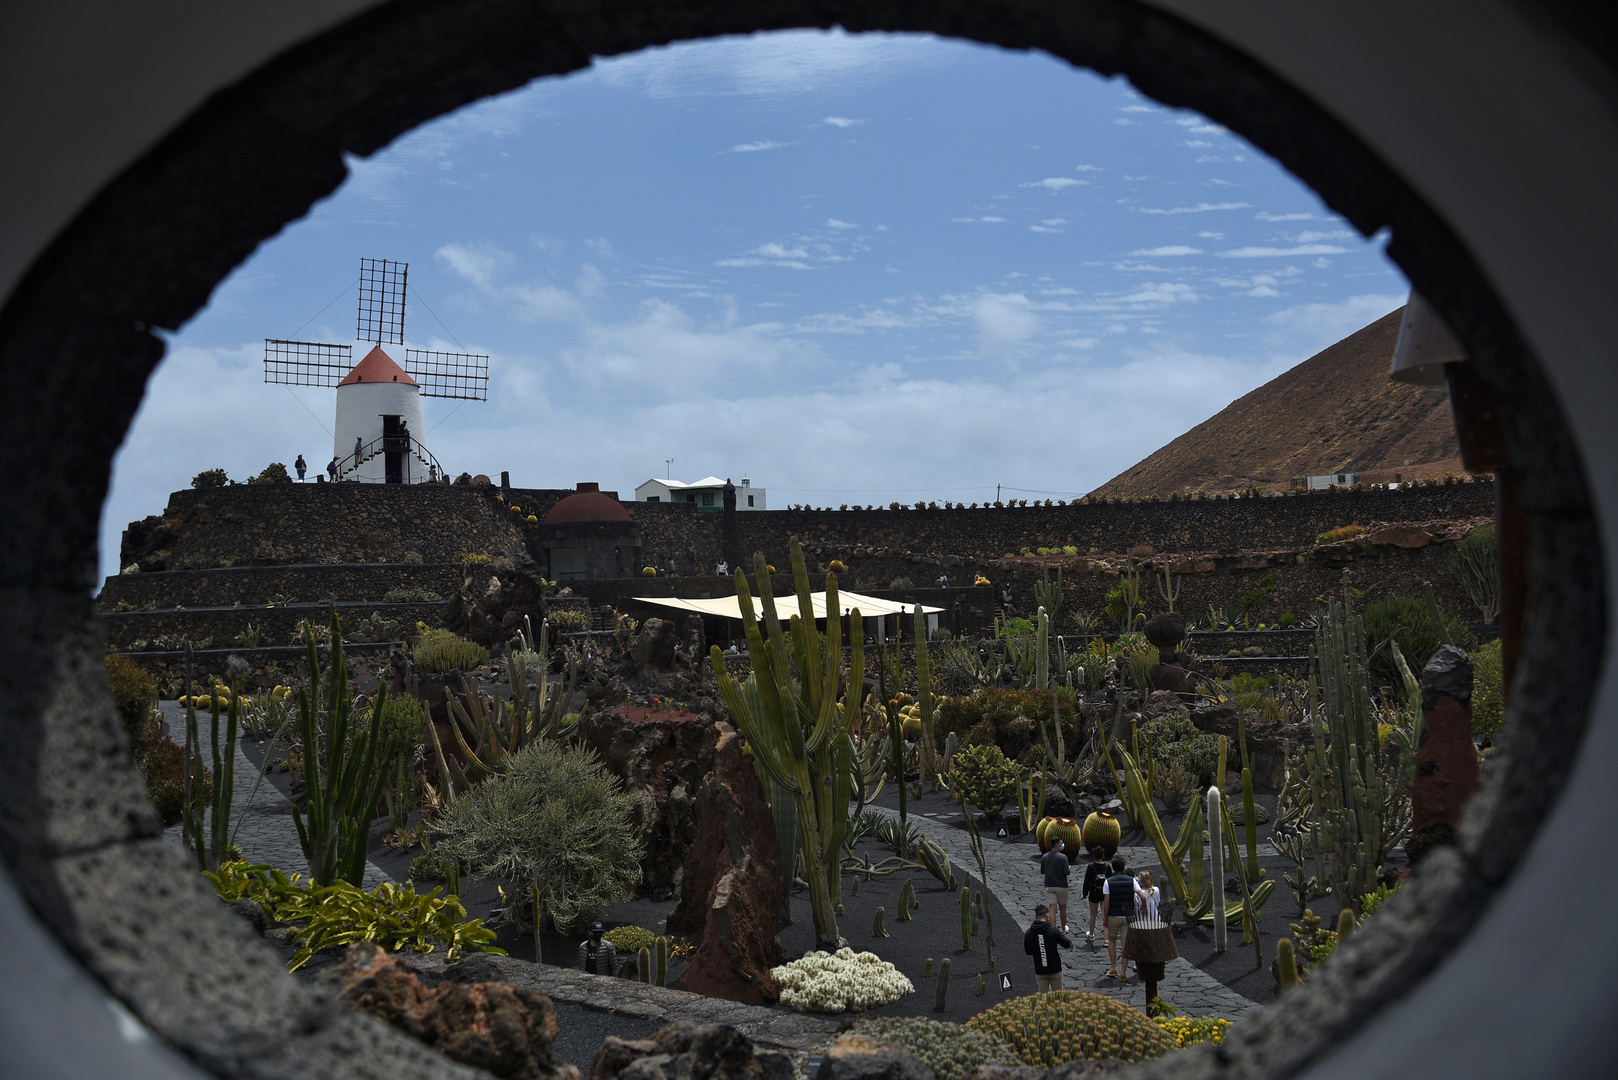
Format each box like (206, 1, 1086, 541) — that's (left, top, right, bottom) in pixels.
(0, 3, 1603, 1079)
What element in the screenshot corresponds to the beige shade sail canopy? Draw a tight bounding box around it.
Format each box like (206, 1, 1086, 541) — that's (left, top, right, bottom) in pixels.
(634, 589, 944, 622)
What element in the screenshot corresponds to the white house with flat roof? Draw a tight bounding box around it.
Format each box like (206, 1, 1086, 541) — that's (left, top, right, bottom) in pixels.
(635, 475, 766, 510)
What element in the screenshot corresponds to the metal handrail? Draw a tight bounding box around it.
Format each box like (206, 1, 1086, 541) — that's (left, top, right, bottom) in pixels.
(335, 433, 445, 483)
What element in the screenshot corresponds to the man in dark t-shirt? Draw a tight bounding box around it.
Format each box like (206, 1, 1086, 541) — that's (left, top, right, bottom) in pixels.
(1040, 838, 1071, 931)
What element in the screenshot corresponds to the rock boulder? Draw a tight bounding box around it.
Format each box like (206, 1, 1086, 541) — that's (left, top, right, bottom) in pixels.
(325, 942, 579, 1080)
(668, 725, 783, 1004)
(591, 1023, 791, 1080)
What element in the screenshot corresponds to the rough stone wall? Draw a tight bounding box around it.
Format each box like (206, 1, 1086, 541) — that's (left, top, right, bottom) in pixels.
(97, 562, 461, 609)
(119, 484, 531, 570)
(100, 601, 445, 652)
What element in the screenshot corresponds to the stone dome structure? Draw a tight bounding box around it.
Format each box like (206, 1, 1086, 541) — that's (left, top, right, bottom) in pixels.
(544, 481, 632, 523)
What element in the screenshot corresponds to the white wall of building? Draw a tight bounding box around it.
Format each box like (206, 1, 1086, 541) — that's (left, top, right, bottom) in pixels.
(634, 475, 766, 509)
(333, 377, 425, 483)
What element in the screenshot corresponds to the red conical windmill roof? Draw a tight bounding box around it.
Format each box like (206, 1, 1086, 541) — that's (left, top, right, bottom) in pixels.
(338, 345, 418, 387)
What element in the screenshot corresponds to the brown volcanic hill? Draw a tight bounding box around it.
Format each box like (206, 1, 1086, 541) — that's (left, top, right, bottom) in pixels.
(1092, 307, 1461, 497)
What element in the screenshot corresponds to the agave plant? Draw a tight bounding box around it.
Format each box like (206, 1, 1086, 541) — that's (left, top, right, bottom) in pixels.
(427, 618, 578, 803)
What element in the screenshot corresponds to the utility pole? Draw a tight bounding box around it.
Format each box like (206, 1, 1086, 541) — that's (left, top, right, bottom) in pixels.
(666, 457, 674, 480)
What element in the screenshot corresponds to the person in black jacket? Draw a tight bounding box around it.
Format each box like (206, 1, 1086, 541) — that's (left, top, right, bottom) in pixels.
(1101, 855, 1144, 979)
(1024, 903, 1072, 992)
(1080, 846, 1111, 944)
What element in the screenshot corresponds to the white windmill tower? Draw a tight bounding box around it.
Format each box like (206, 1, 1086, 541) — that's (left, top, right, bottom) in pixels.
(262, 258, 488, 483)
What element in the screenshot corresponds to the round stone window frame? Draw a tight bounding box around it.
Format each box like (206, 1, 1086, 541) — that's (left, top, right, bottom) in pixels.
(0, 2, 1603, 1079)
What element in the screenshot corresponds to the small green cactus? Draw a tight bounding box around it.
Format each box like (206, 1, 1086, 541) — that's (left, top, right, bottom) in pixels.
(1336, 908, 1357, 942)
(934, 957, 951, 1012)
(873, 906, 889, 938)
(898, 878, 916, 921)
(637, 945, 651, 983)
(1276, 939, 1301, 993)
(924, 957, 934, 978)
(960, 886, 973, 950)
(977, 974, 986, 996)
(654, 935, 668, 986)
(851, 875, 860, 896)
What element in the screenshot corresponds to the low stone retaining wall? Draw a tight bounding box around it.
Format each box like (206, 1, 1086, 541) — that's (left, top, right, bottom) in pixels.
(98, 562, 462, 609)
(100, 600, 446, 651)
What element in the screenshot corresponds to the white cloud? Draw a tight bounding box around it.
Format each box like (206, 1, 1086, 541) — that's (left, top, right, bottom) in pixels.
(756, 243, 810, 258)
(1117, 283, 1200, 305)
(1062, 337, 1099, 349)
(1198, 231, 1225, 239)
(1128, 245, 1203, 256)
(1120, 105, 1154, 113)
(1022, 177, 1085, 190)
(1029, 225, 1061, 233)
(1264, 293, 1405, 344)
(951, 217, 978, 223)
(732, 140, 794, 152)
(824, 116, 864, 127)
(1294, 230, 1356, 242)
(1043, 218, 1067, 226)
(980, 216, 1007, 223)
(1182, 140, 1213, 149)
(585, 237, 617, 259)
(558, 299, 813, 392)
(1255, 211, 1315, 221)
(826, 218, 858, 229)
(1113, 118, 1137, 126)
(1219, 244, 1350, 258)
(973, 293, 1041, 356)
(510, 283, 585, 322)
(436, 241, 516, 291)
(716, 258, 765, 267)
(1075, 165, 1102, 172)
(1140, 202, 1252, 215)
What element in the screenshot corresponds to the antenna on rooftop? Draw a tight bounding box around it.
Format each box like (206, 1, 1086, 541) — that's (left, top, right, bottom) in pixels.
(263, 257, 490, 400)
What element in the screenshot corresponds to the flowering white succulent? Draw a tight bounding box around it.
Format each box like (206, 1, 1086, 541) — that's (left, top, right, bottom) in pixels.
(771, 948, 915, 1013)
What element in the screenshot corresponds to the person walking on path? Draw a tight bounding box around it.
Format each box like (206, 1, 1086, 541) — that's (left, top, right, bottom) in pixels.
(294, 454, 306, 481)
(353, 435, 363, 469)
(1024, 903, 1072, 992)
(1041, 837, 1072, 931)
(1081, 846, 1110, 944)
(1101, 855, 1144, 979)
(578, 922, 618, 976)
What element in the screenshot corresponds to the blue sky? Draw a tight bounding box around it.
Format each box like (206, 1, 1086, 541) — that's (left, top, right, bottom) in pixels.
(102, 29, 1406, 583)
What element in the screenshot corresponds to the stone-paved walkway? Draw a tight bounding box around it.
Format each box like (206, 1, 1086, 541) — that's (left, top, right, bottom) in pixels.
(157, 701, 391, 887)
(872, 805, 1262, 1019)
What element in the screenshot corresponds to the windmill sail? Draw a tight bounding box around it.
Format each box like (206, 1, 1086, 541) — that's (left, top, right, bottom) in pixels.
(263, 340, 353, 386)
(263, 257, 487, 399)
(405, 349, 489, 400)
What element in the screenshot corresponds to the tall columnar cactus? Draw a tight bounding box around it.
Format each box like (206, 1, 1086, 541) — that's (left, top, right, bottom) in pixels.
(934, 958, 952, 1012)
(1242, 767, 1264, 883)
(960, 885, 974, 950)
(914, 603, 939, 790)
(291, 618, 394, 887)
(1276, 939, 1301, 994)
(654, 936, 668, 986)
(873, 906, 889, 938)
(637, 946, 651, 983)
(1209, 785, 1227, 953)
(1034, 607, 1050, 691)
(1310, 584, 1404, 907)
(1117, 748, 1209, 919)
(710, 539, 864, 949)
(182, 650, 240, 873)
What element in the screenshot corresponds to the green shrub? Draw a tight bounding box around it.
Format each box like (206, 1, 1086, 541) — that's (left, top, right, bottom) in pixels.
(950, 743, 1022, 815)
(549, 608, 587, 632)
(191, 468, 228, 488)
(414, 628, 490, 673)
(1138, 711, 1222, 786)
(936, 687, 1077, 760)
(604, 925, 655, 956)
(1361, 598, 1476, 697)
(965, 991, 1174, 1066)
(204, 861, 502, 971)
(250, 462, 290, 484)
(1472, 638, 1504, 741)
(409, 848, 457, 882)
(431, 740, 644, 931)
(378, 693, 427, 755)
(1315, 524, 1364, 545)
(104, 654, 157, 747)
(853, 1017, 1021, 1080)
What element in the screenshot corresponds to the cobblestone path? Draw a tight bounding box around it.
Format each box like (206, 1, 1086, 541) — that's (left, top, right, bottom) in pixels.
(157, 701, 391, 887)
(872, 805, 1263, 1018)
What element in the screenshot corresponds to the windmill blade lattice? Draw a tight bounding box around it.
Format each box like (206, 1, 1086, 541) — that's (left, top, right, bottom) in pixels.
(263, 340, 353, 387)
(405, 349, 490, 401)
(357, 257, 407, 345)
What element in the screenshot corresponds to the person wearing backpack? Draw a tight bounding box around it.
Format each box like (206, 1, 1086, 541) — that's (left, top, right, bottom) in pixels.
(1024, 903, 1072, 992)
(1080, 846, 1110, 944)
(1101, 855, 1144, 979)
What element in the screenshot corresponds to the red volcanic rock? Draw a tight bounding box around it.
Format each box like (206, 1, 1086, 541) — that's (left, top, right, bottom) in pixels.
(327, 943, 578, 1080)
(1409, 645, 1482, 865)
(578, 708, 720, 899)
(669, 725, 782, 1005)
